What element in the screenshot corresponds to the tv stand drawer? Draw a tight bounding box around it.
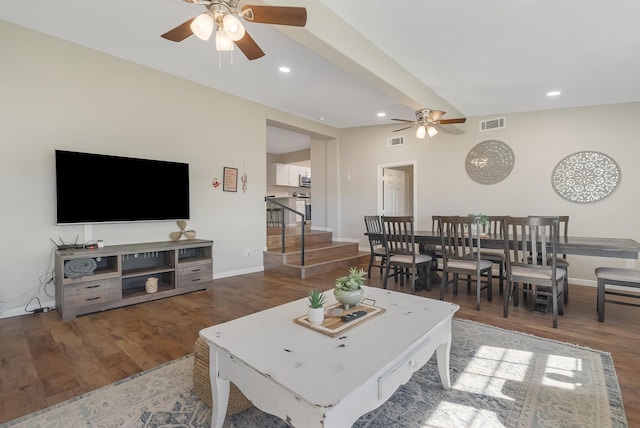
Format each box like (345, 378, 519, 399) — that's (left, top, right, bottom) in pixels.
(63, 278, 121, 309)
(178, 262, 213, 288)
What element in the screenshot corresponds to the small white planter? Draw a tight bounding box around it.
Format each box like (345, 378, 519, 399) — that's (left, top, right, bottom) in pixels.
(307, 306, 325, 325)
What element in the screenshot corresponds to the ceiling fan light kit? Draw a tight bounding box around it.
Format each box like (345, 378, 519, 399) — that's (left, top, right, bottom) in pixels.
(161, 1, 308, 61)
(215, 28, 234, 51)
(223, 14, 245, 40)
(190, 13, 215, 40)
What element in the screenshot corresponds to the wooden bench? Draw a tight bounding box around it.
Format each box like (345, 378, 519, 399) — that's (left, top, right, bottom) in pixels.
(595, 267, 640, 322)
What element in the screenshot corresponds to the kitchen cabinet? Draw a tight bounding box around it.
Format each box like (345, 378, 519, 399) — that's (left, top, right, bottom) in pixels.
(269, 163, 311, 187)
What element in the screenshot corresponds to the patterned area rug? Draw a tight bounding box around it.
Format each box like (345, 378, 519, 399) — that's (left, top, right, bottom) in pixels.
(1, 319, 627, 428)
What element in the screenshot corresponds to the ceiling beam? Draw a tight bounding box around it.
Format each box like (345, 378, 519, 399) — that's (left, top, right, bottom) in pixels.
(249, 0, 466, 133)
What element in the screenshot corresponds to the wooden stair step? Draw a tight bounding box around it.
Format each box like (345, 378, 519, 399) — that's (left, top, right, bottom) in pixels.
(264, 226, 367, 279)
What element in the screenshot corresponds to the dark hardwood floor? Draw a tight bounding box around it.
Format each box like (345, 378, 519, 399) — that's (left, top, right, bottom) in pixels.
(1, 265, 639, 426)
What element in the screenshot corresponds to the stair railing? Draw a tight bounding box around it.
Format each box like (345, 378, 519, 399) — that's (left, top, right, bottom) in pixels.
(265, 196, 306, 266)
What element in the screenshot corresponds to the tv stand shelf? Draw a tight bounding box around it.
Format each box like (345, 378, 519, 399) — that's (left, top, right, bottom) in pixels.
(54, 239, 213, 320)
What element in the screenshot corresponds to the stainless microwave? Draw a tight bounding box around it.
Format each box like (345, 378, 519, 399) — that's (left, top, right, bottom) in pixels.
(299, 175, 311, 187)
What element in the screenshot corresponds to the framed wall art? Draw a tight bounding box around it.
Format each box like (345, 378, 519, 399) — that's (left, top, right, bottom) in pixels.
(223, 167, 238, 192)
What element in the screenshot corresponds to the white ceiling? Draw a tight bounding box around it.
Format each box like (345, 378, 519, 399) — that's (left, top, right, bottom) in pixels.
(2, 0, 639, 151)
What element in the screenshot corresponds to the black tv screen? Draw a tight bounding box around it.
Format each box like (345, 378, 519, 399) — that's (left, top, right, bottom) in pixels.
(55, 150, 190, 224)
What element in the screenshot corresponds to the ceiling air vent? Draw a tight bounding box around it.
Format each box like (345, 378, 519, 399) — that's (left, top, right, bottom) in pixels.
(387, 136, 405, 147)
(480, 117, 506, 132)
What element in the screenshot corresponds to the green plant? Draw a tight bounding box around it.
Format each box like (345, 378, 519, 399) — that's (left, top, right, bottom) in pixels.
(307, 288, 326, 308)
(468, 213, 489, 226)
(335, 267, 367, 291)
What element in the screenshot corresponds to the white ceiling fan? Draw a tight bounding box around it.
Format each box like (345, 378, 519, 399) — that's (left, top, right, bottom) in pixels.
(161, 0, 307, 60)
(392, 108, 466, 140)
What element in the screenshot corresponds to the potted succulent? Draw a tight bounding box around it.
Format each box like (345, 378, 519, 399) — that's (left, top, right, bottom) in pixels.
(307, 288, 326, 324)
(467, 213, 489, 236)
(334, 267, 366, 309)
(467, 213, 489, 226)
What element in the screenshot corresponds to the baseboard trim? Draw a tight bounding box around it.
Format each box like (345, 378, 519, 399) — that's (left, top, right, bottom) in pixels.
(213, 266, 264, 279)
(0, 299, 56, 320)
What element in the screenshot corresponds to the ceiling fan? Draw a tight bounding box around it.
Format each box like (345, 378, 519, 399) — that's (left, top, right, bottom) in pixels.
(392, 108, 466, 139)
(161, 0, 307, 60)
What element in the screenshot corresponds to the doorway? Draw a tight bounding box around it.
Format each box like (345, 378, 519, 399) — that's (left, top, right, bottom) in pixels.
(377, 161, 417, 217)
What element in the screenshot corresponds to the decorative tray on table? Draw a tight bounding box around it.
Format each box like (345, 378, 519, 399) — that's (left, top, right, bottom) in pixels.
(294, 299, 386, 337)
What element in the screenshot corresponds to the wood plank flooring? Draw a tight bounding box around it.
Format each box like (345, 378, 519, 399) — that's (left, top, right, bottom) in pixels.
(1, 265, 639, 425)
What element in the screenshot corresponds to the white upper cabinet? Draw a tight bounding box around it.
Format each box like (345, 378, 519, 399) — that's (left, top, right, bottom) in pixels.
(269, 163, 310, 187)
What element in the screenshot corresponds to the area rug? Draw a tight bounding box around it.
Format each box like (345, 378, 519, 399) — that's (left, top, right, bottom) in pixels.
(1, 319, 627, 428)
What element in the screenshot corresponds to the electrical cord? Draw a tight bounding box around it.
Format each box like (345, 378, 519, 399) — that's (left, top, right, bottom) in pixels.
(21, 248, 57, 314)
(24, 296, 52, 313)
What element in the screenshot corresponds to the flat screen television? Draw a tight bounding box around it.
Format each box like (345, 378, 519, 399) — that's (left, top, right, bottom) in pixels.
(55, 150, 190, 224)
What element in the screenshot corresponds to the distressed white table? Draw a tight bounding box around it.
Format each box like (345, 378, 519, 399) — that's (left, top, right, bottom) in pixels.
(200, 286, 460, 427)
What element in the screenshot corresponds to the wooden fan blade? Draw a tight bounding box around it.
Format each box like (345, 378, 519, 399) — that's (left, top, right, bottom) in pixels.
(161, 18, 195, 42)
(393, 126, 414, 132)
(429, 110, 446, 121)
(439, 118, 467, 124)
(235, 32, 265, 60)
(241, 5, 307, 26)
(391, 118, 415, 123)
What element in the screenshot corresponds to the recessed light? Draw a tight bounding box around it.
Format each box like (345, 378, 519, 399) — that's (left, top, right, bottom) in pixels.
(377, 112, 386, 117)
(547, 90, 561, 97)
(319, 117, 325, 121)
(279, 66, 291, 73)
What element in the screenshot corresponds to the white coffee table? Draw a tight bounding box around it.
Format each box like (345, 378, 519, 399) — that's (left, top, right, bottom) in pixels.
(200, 286, 459, 427)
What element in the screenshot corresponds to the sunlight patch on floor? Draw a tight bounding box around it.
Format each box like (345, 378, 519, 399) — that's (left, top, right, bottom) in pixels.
(452, 345, 533, 400)
(542, 354, 583, 389)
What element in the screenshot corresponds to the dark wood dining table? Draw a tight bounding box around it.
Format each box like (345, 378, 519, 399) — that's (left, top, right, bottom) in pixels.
(413, 231, 640, 259)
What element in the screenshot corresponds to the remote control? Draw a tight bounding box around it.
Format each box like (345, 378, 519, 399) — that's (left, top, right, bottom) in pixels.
(341, 310, 367, 323)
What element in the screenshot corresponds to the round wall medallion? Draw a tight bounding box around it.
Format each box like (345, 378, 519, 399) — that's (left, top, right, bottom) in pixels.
(465, 140, 515, 185)
(551, 151, 620, 203)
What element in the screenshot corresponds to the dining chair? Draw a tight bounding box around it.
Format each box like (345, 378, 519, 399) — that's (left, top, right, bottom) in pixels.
(503, 216, 566, 328)
(363, 215, 388, 278)
(470, 215, 506, 295)
(381, 216, 432, 293)
(430, 215, 445, 275)
(438, 215, 494, 310)
(529, 215, 570, 303)
(594, 267, 640, 322)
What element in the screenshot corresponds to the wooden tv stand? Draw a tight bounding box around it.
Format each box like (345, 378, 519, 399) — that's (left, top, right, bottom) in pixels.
(54, 239, 213, 320)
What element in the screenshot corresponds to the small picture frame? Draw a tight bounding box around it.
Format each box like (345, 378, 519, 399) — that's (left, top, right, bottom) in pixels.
(223, 167, 238, 192)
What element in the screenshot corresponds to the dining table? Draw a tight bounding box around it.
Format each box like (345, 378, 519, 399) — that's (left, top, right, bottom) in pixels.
(413, 230, 640, 259)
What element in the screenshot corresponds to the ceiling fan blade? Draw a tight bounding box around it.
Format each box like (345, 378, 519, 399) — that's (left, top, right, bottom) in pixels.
(161, 18, 195, 42)
(439, 118, 467, 124)
(241, 5, 307, 26)
(393, 126, 414, 132)
(428, 110, 446, 121)
(391, 118, 415, 123)
(235, 32, 265, 60)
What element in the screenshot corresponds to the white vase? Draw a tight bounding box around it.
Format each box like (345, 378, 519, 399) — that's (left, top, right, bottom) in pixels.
(307, 306, 325, 325)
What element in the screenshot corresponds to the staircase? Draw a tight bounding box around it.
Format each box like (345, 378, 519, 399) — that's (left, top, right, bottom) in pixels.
(264, 226, 369, 278)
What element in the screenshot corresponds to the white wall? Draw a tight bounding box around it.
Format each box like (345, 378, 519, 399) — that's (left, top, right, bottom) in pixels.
(337, 103, 640, 284)
(0, 21, 337, 318)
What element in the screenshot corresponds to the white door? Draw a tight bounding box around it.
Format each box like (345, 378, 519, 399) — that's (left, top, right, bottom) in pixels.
(383, 168, 406, 215)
